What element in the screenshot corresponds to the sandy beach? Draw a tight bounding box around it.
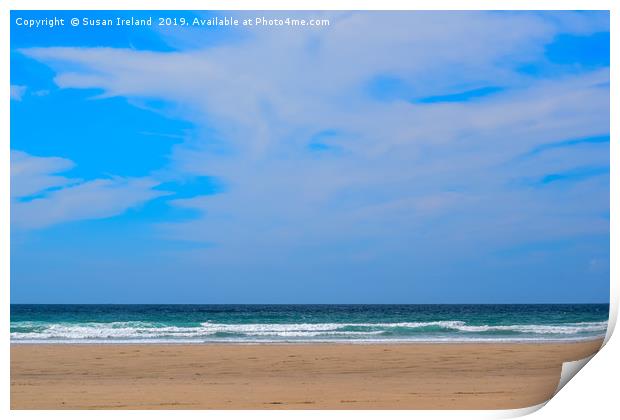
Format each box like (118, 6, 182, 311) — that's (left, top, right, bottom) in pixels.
(11, 340, 602, 409)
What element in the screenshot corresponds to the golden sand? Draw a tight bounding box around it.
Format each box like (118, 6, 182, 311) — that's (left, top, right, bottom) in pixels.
(11, 340, 602, 409)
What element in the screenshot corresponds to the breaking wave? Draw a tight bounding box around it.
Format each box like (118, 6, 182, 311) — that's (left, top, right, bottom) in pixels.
(10, 320, 608, 343)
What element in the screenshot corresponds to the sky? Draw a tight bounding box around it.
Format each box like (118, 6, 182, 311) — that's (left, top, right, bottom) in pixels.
(10, 11, 610, 304)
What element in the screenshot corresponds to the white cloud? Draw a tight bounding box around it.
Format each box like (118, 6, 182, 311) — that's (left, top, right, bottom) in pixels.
(18, 11, 609, 257)
(11, 151, 168, 229)
(10, 85, 27, 101)
(11, 150, 76, 198)
(32, 89, 50, 97)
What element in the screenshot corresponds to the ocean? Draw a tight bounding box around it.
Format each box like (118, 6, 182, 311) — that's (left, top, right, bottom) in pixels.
(10, 304, 609, 344)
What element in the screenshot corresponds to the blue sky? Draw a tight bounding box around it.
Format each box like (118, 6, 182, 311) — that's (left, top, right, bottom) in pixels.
(10, 11, 609, 303)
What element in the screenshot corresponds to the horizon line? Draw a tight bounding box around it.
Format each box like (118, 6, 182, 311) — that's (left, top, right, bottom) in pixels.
(10, 302, 611, 305)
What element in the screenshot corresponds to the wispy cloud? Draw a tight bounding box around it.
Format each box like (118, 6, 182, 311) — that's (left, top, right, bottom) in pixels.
(11, 151, 168, 229)
(16, 11, 610, 263)
(11, 150, 76, 198)
(10, 85, 27, 101)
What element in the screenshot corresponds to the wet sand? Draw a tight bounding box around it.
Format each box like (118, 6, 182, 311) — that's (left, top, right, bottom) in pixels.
(11, 340, 603, 409)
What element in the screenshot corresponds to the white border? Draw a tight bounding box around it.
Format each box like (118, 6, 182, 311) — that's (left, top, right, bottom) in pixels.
(2, 1, 616, 419)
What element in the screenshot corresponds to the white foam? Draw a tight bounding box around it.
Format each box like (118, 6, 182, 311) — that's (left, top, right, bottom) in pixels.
(10, 320, 608, 343)
(197, 320, 467, 331)
(451, 321, 608, 334)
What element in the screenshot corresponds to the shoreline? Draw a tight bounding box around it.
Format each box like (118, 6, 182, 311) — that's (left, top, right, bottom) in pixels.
(10, 335, 608, 345)
(11, 339, 603, 409)
(10, 338, 606, 345)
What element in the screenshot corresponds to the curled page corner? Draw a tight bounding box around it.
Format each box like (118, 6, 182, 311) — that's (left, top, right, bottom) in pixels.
(603, 303, 617, 346)
(496, 402, 548, 419)
(551, 305, 615, 400)
(554, 353, 597, 396)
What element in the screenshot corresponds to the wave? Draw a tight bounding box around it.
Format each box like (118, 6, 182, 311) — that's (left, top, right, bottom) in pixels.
(449, 322, 608, 334)
(10, 320, 608, 343)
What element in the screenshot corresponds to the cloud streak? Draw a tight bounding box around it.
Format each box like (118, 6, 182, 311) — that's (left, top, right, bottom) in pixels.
(10, 85, 26, 101)
(11, 151, 167, 229)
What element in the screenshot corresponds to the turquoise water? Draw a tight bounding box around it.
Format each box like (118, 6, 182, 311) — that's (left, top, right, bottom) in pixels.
(11, 304, 609, 343)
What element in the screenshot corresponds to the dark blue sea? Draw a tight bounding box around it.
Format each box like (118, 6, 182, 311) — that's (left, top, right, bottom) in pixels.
(10, 304, 609, 343)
